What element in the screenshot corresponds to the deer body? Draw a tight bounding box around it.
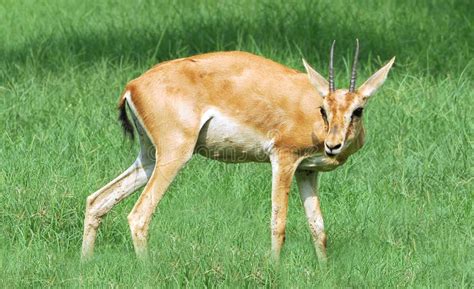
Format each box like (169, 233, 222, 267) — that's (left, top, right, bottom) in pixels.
(126, 51, 359, 166)
(82, 47, 394, 261)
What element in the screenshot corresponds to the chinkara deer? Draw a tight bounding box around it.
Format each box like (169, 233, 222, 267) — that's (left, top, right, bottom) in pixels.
(81, 40, 395, 261)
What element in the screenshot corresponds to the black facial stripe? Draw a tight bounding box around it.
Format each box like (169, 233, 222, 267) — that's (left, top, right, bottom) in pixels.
(320, 107, 327, 118)
(352, 107, 363, 118)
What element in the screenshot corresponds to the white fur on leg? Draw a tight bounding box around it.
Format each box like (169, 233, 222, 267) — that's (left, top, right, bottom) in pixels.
(295, 170, 327, 261)
(81, 158, 154, 260)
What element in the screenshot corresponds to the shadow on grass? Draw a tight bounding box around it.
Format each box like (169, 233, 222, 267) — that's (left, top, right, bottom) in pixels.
(1, 0, 470, 78)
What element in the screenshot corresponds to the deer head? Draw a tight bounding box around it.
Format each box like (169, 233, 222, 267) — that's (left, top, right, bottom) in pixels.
(303, 40, 395, 157)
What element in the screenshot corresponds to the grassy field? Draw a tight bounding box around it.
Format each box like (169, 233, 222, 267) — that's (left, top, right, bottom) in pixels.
(0, 0, 472, 287)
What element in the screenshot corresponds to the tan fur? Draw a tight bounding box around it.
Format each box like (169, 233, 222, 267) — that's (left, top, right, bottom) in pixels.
(81, 50, 395, 261)
(126, 52, 324, 152)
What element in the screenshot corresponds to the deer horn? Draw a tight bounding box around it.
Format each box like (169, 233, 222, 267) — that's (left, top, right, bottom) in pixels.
(349, 39, 359, 92)
(329, 40, 336, 93)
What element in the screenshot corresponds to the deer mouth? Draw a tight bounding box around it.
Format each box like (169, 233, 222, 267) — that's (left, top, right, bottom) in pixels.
(325, 150, 338, 158)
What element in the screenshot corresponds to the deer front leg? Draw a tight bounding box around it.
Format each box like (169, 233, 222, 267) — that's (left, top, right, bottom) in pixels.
(270, 152, 299, 261)
(295, 170, 327, 261)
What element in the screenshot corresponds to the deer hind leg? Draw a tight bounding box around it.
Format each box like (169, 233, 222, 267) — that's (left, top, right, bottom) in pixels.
(81, 117, 155, 260)
(295, 170, 327, 261)
(270, 152, 299, 261)
(127, 129, 199, 258)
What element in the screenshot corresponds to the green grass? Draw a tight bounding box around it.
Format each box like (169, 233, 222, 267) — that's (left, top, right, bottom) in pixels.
(0, 0, 472, 287)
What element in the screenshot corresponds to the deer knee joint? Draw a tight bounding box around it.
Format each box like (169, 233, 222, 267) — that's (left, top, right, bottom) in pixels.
(85, 195, 96, 210)
(128, 213, 146, 236)
(272, 226, 286, 240)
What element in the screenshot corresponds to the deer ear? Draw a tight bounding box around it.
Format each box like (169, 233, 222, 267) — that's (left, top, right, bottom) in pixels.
(302, 58, 329, 97)
(358, 57, 395, 98)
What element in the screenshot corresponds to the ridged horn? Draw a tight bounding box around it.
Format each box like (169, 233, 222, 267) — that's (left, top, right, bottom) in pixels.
(329, 40, 336, 93)
(349, 39, 359, 92)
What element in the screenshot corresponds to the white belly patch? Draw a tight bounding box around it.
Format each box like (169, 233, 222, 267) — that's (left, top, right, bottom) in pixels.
(195, 109, 272, 163)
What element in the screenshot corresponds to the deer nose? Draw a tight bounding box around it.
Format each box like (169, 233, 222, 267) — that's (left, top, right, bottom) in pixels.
(324, 141, 343, 156)
(326, 143, 342, 150)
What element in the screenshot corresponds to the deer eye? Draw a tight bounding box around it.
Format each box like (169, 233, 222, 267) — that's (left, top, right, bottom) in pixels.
(320, 107, 327, 118)
(352, 107, 363, 118)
